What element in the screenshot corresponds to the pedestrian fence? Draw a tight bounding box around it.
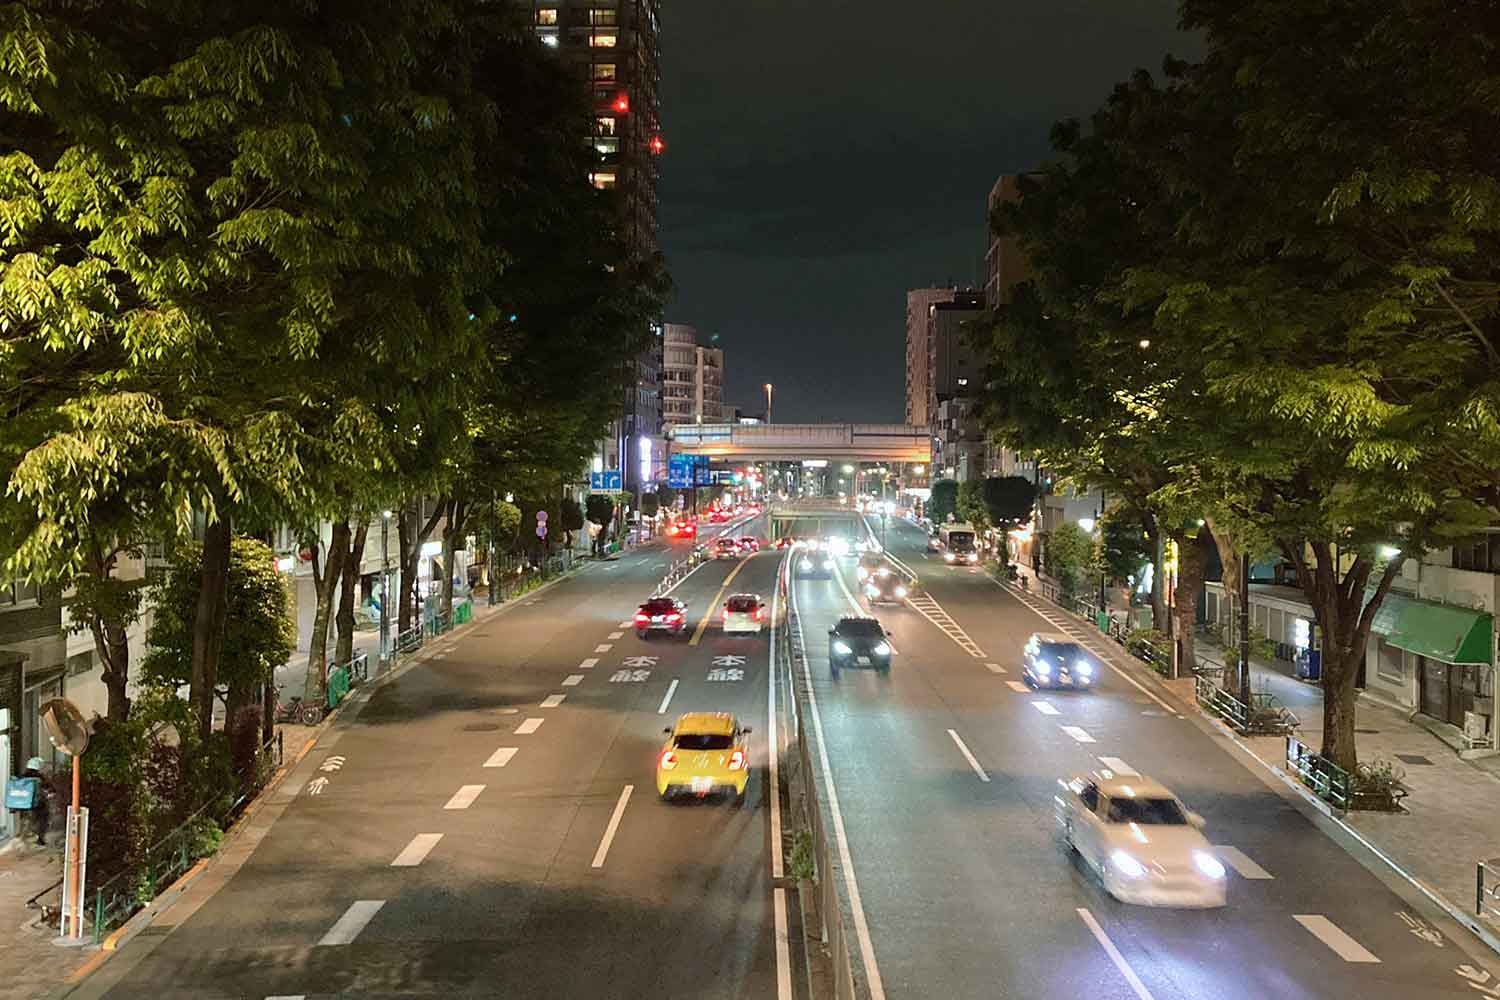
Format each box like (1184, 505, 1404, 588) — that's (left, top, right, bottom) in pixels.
(1285, 734, 1351, 811)
(1477, 859, 1500, 923)
(394, 624, 423, 655)
(652, 547, 706, 597)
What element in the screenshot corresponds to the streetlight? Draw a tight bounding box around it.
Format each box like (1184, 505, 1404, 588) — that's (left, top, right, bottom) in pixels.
(1077, 516, 1096, 533)
(764, 383, 773, 423)
(380, 511, 392, 661)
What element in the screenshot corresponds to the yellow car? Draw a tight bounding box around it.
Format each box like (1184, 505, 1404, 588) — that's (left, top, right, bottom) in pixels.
(657, 712, 751, 803)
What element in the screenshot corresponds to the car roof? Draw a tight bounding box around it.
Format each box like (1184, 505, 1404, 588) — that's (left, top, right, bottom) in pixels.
(642, 596, 681, 607)
(1086, 772, 1177, 799)
(835, 615, 882, 626)
(1031, 632, 1076, 645)
(673, 711, 738, 735)
(726, 592, 762, 602)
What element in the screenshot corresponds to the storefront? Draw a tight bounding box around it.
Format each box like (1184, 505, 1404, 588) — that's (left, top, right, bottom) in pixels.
(1368, 593, 1493, 729)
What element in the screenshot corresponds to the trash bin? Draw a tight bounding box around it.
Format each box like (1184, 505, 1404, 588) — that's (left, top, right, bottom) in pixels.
(1295, 648, 1321, 681)
(1096, 611, 1110, 633)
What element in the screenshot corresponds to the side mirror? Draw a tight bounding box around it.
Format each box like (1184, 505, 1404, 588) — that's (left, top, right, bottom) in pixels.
(827, 628, 836, 636)
(740, 726, 753, 735)
(1187, 811, 1206, 829)
(662, 727, 673, 735)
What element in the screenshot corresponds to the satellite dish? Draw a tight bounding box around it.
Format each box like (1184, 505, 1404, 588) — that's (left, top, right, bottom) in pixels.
(39, 698, 89, 756)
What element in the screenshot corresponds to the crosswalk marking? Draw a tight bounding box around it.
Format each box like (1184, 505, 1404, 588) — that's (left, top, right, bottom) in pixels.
(1098, 757, 1138, 776)
(1294, 915, 1380, 962)
(1006, 680, 1030, 694)
(1061, 726, 1096, 743)
(1033, 701, 1060, 716)
(318, 901, 385, 946)
(1215, 845, 1274, 879)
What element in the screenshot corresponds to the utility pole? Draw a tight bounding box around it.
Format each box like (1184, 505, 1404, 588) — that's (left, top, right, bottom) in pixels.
(488, 491, 498, 606)
(379, 511, 391, 661)
(1238, 556, 1251, 703)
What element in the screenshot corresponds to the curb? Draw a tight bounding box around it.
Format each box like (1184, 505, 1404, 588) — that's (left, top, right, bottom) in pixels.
(996, 576, 1500, 959)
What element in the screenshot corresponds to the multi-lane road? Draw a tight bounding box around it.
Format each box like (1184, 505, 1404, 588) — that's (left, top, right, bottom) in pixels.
(72, 508, 1500, 999)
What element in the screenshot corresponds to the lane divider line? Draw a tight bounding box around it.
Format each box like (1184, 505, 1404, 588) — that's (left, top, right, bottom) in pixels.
(444, 785, 485, 810)
(592, 785, 634, 868)
(773, 887, 793, 1000)
(947, 729, 991, 782)
(318, 900, 385, 946)
(579, 657, 599, 670)
(1294, 914, 1381, 962)
(1005, 680, 1031, 694)
(390, 833, 443, 867)
(1214, 845, 1274, 879)
(516, 717, 544, 735)
(657, 678, 679, 715)
(768, 551, 787, 880)
(562, 674, 584, 687)
(1060, 725, 1096, 744)
(1098, 756, 1138, 776)
(484, 747, 518, 768)
(618, 621, 633, 628)
(540, 694, 566, 708)
(1077, 907, 1157, 1000)
(594, 644, 613, 653)
(1033, 701, 1060, 716)
(985, 662, 1007, 674)
(689, 556, 753, 645)
(608, 631, 624, 640)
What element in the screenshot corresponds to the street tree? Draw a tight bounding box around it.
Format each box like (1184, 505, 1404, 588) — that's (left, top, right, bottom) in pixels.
(981, 476, 1036, 565)
(928, 479, 959, 526)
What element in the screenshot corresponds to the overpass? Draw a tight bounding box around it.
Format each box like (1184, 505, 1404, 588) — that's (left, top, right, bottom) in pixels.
(667, 422, 930, 462)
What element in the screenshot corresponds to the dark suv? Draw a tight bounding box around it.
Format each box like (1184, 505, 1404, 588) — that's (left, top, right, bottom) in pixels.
(828, 616, 892, 676)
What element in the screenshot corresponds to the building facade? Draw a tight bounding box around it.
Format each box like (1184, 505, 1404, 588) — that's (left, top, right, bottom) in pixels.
(985, 174, 1032, 309)
(662, 323, 725, 427)
(904, 288, 954, 428)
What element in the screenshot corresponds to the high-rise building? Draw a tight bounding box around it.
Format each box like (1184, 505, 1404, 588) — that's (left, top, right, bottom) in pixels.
(662, 324, 726, 427)
(925, 291, 985, 478)
(985, 174, 1032, 309)
(905, 288, 954, 427)
(519, 1, 664, 492)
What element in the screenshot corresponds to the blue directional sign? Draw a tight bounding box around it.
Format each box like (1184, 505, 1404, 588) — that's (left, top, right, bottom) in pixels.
(668, 454, 694, 489)
(589, 470, 622, 491)
(693, 455, 713, 486)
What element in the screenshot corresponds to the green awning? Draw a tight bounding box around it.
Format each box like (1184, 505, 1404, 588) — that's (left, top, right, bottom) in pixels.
(1368, 592, 1492, 665)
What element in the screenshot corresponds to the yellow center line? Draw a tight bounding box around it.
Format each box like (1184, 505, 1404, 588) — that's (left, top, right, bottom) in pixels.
(690, 555, 753, 645)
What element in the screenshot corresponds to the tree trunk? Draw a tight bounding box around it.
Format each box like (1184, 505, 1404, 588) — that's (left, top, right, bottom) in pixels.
(396, 501, 445, 636)
(305, 521, 348, 705)
(397, 510, 414, 634)
(1204, 516, 1241, 650)
(82, 549, 134, 722)
(1144, 512, 1167, 631)
(224, 677, 255, 742)
(1170, 529, 1212, 675)
(1283, 540, 1404, 772)
(335, 520, 369, 665)
(189, 514, 232, 742)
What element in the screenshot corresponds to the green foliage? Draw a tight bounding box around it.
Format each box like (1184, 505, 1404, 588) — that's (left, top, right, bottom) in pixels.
(928, 479, 959, 525)
(1045, 522, 1095, 595)
(640, 493, 659, 518)
(142, 536, 292, 695)
(585, 494, 615, 528)
(957, 480, 989, 532)
(982, 476, 1035, 529)
(1099, 507, 1152, 585)
(788, 829, 816, 882)
(560, 498, 585, 533)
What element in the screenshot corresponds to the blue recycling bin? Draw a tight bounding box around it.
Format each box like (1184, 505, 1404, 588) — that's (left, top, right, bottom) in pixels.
(1295, 648, 1321, 681)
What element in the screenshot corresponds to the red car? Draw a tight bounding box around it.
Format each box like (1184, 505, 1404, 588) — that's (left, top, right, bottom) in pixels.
(737, 537, 761, 553)
(666, 521, 696, 538)
(635, 597, 688, 638)
(775, 536, 796, 549)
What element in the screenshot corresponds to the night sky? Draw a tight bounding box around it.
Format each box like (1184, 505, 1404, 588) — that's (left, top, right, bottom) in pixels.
(658, 1, 1199, 424)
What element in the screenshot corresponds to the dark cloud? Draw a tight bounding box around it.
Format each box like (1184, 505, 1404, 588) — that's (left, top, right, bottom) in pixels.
(658, 1, 1200, 423)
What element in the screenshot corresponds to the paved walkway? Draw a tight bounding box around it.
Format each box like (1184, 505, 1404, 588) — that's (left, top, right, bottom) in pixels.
(0, 837, 87, 998)
(1017, 564, 1500, 940)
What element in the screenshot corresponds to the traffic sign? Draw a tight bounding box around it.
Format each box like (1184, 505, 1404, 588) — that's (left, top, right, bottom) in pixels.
(536, 525, 547, 538)
(590, 470, 622, 491)
(537, 510, 548, 522)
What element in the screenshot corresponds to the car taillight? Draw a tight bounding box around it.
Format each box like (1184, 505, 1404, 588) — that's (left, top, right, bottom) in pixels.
(669, 612, 682, 621)
(722, 609, 729, 620)
(754, 607, 764, 621)
(728, 750, 746, 771)
(634, 613, 648, 623)
(659, 750, 677, 770)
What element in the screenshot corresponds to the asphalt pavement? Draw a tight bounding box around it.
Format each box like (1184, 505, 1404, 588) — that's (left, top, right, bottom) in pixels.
(788, 513, 1500, 1000)
(77, 515, 806, 1000)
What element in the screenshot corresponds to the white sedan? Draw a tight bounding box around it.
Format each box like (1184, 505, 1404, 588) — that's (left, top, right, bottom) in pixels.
(1055, 772, 1226, 908)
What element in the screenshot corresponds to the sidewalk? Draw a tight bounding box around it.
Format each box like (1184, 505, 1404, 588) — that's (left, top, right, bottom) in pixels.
(0, 842, 87, 1000)
(1012, 563, 1500, 945)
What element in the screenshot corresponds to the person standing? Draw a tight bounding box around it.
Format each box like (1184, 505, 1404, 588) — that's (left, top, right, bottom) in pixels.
(21, 756, 49, 846)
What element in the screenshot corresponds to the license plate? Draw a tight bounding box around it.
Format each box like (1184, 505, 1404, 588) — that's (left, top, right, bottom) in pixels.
(651, 616, 664, 622)
(691, 777, 713, 793)
(857, 656, 871, 666)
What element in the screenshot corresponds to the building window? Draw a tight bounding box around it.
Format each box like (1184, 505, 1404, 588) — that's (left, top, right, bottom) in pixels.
(1453, 534, 1500, 573)
(536, 8, 558, 25)
(594, 137, 619, 155)
(67, 649, 95, 677)
(589, 34, 617, 47)
(589, 8, 619, 26)
(590, 171, 617, 190)
(538, 31, 559, 48)
(596, 116, 616, 136)
(591, 63, 617, 81)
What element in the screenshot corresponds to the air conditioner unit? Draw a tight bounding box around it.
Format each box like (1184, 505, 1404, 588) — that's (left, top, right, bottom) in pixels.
(1465, 711, 1490, 742)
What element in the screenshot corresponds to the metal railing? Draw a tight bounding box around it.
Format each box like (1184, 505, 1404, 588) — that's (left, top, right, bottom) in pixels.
(394, 624, 423, 655)
(1285, 734, 1351, 811)
(1478, 859, 1500, 923)
(1196, 674, 1251, 731)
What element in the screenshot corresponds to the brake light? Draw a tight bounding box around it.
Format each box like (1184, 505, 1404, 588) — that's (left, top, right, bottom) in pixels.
(728, 750, 746, 771)
(668, 612, 682, 621)
(659, 750, 677, 770)
(634, 613, 648, 623)
(722, 609, 729, 620)
(754, 607, 764, 621)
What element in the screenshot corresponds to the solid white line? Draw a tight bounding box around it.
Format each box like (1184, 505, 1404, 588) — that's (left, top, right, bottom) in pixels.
(591, 785, 634, 868)
(579, 657, 599, 669)
(774, 886, 793, 1000)
(1214, 845, 1273, 879)
(390, 833, 443, 867)
(1294, 914, 1380, 962)
(484, 747, 518, 768)
(266, 995, 306, 999)
(608, 631, 624, 640)
(1099, 757, 1139, 777)
(1006, 680, 1031, 694)
(768, 552, 785, 879)
(793, 568, 887, 998)
(657, 678, 679, 715)
(444, 785, 485, 810)
(1078, 908, 1156, 1000)
(516, 717, 544, 735)
(594, 644, 613, 653)
(562, 674, 584, 687)
(985, 662, 1007, 674)
(540, 694, 566, 708)
(1061, 725, 1096, 744)
(1033, 701, 1060, 716)
(317, 900, 385, 946)
(947, 729, 991, 782)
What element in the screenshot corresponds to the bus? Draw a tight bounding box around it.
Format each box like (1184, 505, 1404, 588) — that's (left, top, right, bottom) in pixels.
(939, 523, 979, 565)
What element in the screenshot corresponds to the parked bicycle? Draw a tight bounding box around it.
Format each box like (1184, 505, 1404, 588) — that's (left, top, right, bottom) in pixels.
(273, 687, 324, 726)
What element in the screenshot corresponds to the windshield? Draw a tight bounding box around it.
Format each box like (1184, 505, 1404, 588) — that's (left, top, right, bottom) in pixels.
(1040, 642, 1085, 660)
(1105, 796, 1188, 825)
(726, 596, 759, 612)
(643, 599, 678, 612)
(837, 619, 884, 637)
(674, 733, 734, 751)
(946, 531, 975, 549)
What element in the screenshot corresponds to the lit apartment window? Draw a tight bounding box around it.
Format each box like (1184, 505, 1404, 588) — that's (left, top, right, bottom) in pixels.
(589, 8, 619, 26)
(591, 63, 617, 81)
(538, 31, 559, 47)
(590, 171, 617, 190)
(589, 34, 617, 47)
(536, 8, 558, 25)
(597, 116, 616, 135)
(595, 137, 619, 155)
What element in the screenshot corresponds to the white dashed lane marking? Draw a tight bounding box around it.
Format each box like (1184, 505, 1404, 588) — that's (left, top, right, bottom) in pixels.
(1294, 915, 1380, 962)
(444, 785, 484, 810)
(484, 747, 518, 768)
(608, 631, 624, 640)
(947, 729, 990, 782)
(540, 694, 566, 708)
(985, 662, 1007, 674)
(390, 833, 443, 867)
(1098, 757, 1138, 776)
(318, 901, 385, 946)
(579, 658, 599, 669)
(592, 785, 634, 869)
(1032, 701, 1060, 716)
(1005, 680, 1030, 694)
(594, 644, 613, 653)
(1215, 846, 1274, 879)
(1061, 726, 1095, 744)
(516, 717, 544, 735)
(562, 674, 584, 686)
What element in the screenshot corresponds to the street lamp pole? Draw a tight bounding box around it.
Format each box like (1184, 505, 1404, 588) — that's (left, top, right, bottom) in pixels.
(380, 511, 391, 662)
(764, 383, 773, 424)
(488, 490, 498, 607)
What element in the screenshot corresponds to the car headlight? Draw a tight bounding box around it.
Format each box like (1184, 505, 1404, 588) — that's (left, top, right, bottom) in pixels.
(1076, 660, 1093, 677)
(967, 553, 978, 563)
(1036, 660, 1052, 675)
(944, 552, 956, 563)
(1192, 851, 1226, 880)
(833, 641, 853, 655)
(1110, 850, 1148, 879)
(873, 642, 891, 656)
(800, 558, 812, 569)
(895, 586, 908, 598)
